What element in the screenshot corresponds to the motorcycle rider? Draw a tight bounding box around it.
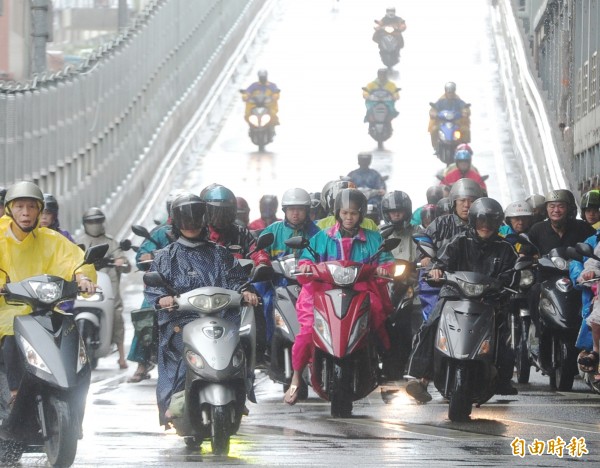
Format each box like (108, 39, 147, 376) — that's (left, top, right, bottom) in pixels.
(309, 192, 326, 222)
(405, 197, 519, 403)
(248, 194, 281, 233)
(428, 82, 471, 151)
(241, 69, 280, 125)
(283, 189, 394, 405)
(419, 204, 437, 229)
(526, 193, 546, 224)
(498, 200, 535, 254)
(0, 181, 96, 400)
(39, 193, 75, 242)
(373, 7, 406, 48)
(363, 68, 400, 123)
(143, 193, 259, 426)
(580, 189, 600, 229)
(439, 149, 487, 192)
(77, 207, 132, 370)
(317, 179, 379, 230)
(236, 196, 251, 227)
(417, 179, 484, 322)
(411, 185, 445, 226)
(435, 197, 452, 217)
(347, 152, 387, 218)
(380, 191, 419, 262)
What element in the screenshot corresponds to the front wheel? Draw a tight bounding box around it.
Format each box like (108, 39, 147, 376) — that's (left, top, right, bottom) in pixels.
(210, 406, 231, 456)
(448, 365, 472, 422)
(331, 395, 353, 418)
(77, 320, 98, 370)
(44, 395, 79, 467)
(551, 338, 577, 391)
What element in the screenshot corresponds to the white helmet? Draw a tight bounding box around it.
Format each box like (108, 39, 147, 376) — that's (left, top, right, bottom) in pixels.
(504, 200, 534, 220)
(281, 188, 311, 211)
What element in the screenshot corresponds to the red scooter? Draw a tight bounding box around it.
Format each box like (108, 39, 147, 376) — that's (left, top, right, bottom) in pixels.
(287, 237, 400, 417)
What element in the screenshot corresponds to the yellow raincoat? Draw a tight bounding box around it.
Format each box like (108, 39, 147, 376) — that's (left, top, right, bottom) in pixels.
(0, 216, 96, 338)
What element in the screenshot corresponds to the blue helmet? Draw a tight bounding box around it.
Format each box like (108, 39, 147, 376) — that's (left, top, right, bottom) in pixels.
(200, 184, 237, 228)
(454, 149, 472, 162)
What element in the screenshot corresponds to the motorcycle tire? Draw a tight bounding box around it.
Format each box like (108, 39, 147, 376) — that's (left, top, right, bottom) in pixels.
(515, 338, 531, 384)
(44, 395, 79, 467)
(550, 338, 577, 391)
(77, 320, 98, 370)
(184, 436, 202, 450)
(210, 406, 231, 456)
(448, 364, 472, 422)
(330, 363, 353, 418)
(0, 439, 24, 464)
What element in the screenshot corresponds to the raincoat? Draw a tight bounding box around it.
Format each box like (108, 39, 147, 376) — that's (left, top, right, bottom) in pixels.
(144, 239, 251, 425)
(291, 224, 394, 371)
(0, 218, 96, 338)
(316, 215, 378, 231)
(242, 81, 280, 124)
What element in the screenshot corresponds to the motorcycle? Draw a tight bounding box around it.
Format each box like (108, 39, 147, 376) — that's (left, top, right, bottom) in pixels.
(287, 236, 401, 417)
(528, 247, 582, 391)
(0, 244, 108, 466)
(363, 87, 399, 150)
(73, 239, 132, 369)
(415, 237, 531, 421)
(373, 20, 404, 68)
(143, 265, 270, 455)
(239, 90, 276, 152)
(430, 102, 471, 165)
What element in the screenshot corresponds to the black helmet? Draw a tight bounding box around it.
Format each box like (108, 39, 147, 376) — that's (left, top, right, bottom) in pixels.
(468, 197, 504, 234)
(259, 194, 279, 218)
(321, 180, 356, 215)
(166, 189, 186, 217)
(334, 188, 367, 224)
(435, 197, 451, 217)
(171, 193, 206, 232)
(421, 204, 437, 227)
(201, 184, 237, 229)
(236, 196, 250, 214)
(425, 185, 444, 205)
(449, 178, 483, 210)
(381, 191, 412, 227)
(357, 152, 372, 165)
(545, 189, 577, 219)
(43, 193, 59, 215)
(580, 189, 600, 219)
(82, 207, 106, 237)
(377, 68, 388, 81)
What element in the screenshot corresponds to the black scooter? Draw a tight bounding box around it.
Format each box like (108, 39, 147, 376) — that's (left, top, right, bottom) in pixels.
(0, 244, 108, 467)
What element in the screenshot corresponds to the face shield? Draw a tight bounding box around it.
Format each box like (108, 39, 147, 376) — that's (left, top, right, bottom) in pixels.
(84, 221, 105, 237)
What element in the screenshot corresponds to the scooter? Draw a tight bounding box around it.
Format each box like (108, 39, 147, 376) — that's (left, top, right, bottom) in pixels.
(143, 265, 270, 455)
(373, 20, 404, 68)
(240, 90, 276, 152)
(528, 247, 582, 391)
(415, 238, 531, 421)
(0, 244, 108, 466)
(73, 239, 132, 369)
(430, 102, 471, 165)
(288, 236, 400, 418)
(363, 87, 399, 150)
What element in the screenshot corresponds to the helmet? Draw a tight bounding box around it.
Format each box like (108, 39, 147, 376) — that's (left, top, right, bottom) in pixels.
(580, 189, 600, 218)
(281, 188, 311, 210)
(449, 178, 483, 209)
(425, 185, 444, 205)
(171, 193, 206, 232)
(321, 180, 356, 215)
(236, 196, 250, 214)
(258, 69, 268, 83)
(4, 181, 44, 231)
(166, 189, 187, 217)
(201, 184, 237, 228)
(504, 200, 534, 220)
(468, 197, 504, 234)
(444, 81, 457, 94)
(435, 197, 452, 217)
(386, 7, 396, 17)
(454, 149, 472, 162)
(421, 204, 437, 227)
(334, 188, 367, 223)
(526, 193, 545, 210)
(377, 68, 388, 81)
(456, 143, 473, 156)
(545, 189, 577, 219)
(357, 152, 372, 165)
(42, 193, 59, 215)
(82, 207, 106, 237)
(259, 194, 279, 218)
(381, 191, 412, 227)
(0, 187, 6, 206)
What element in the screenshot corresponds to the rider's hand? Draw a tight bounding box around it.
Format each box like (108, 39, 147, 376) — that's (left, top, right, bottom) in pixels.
(140, 253, 153, 262)
(242, 291, 259, 306)
(298, 263, 313, 274)
(159, 296, 177, 311)
(376, 267, 390, 278)
(114, 257, 126, 267)
(428, 269, 443, 281)
(77, 277, 96, 294)
(581, 271, 598, 282)
(420, 257, 431, 268)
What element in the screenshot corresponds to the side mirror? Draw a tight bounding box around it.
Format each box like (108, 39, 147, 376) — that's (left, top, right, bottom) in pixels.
(251, 264, 274, 283)
(566, 246, 583, 263)
(119, 239, 132, 252)
(83, 244, 109, 265)
(131, 224, 152, 240)
(143, 271, 166, 288)
(379, 224, 395, 239)
(514, 257, 534, 271)
(382, 237, 401, 252)
(575, 242, 596, 259)
(285, 236, 309, 250)
(255, 232, 274, 251)
(481, 174, 489, 181)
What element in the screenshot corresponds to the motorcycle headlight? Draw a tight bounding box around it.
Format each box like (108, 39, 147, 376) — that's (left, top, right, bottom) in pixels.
(550, 256, 569, 271)
(457, 279, 486, 297)
(436, 329, 448, 354)
(519, 270, 534, 289)
(29, 280, 62, 304)
(394, 264, 407, 278)
(314, 310, 332, 351)
(189, 293, 231, 312)
(261, 114, 271, 126)
(347, 312, 369, 353)
(540, 297, 557, 316)
(77, 335, 88, 373)
(555, 277, 572, 293)
(249, 115, 260, 126)
(232, 348, 245, 368)
(19, 336, 51, 374)
(76, 292, 104, 302)
(453, 130, 462, 140)
(186, 350, 205, 371)
(274, 309, 290, 334)
(281, 257, 298, 279)
(327, 264, 358, 286)
(384, 26, 395, 33)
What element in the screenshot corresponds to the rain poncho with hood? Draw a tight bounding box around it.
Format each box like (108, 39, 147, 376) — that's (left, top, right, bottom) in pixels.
(0, 216, 96, 338)
(144, 238, 251, 426)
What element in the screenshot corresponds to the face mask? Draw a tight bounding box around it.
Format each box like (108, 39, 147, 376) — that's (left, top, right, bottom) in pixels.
(84, 222, 105, 237)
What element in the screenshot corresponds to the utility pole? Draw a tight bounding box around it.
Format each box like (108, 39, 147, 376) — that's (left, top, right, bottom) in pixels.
(118, 0, 128, 31)
(30, 0, 52, 75)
